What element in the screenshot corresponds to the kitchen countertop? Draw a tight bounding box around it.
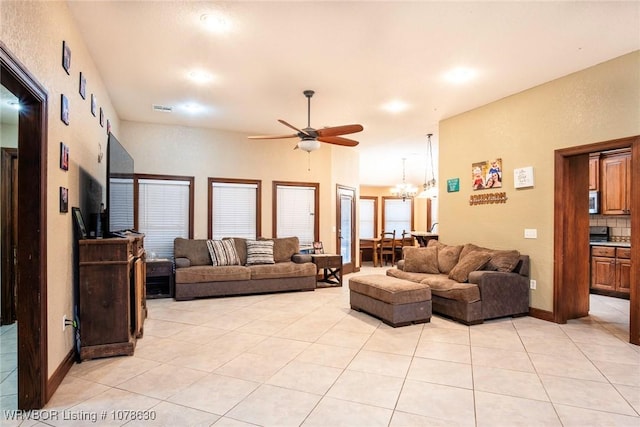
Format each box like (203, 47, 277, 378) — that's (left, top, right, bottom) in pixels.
(590, 241, 631, 248)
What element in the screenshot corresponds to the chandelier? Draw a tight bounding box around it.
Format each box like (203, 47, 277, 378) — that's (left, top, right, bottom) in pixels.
(418, 133, 437, 198)
(391, 158, 417, 201)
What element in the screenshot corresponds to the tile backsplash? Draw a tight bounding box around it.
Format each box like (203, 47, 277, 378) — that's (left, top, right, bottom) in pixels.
(590, 215, 631, 242)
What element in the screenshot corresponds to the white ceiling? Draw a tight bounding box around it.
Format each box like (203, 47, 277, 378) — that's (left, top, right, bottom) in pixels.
(66, 1, 639, 186)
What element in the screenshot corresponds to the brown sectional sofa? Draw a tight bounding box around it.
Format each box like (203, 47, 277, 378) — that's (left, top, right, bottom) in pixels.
(173, 236, 317, 300)
(385, 240, 530, 324)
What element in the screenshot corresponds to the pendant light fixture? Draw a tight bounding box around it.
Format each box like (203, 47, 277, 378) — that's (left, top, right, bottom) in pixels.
(391, 158, 417, 202)
(418, 133, 437, 198)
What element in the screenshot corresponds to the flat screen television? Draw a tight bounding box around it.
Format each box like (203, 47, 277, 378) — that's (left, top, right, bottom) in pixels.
(106, 133, 135, 236)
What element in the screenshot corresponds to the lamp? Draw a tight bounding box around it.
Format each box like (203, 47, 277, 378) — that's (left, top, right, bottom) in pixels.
(418, 133, 437, 198)
(297, 138, 321, 153)
(391, 158, 417, 202)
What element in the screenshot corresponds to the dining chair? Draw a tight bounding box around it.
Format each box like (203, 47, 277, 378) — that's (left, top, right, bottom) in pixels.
(395, 230, 414, 260)
(378, 230, 396, 266)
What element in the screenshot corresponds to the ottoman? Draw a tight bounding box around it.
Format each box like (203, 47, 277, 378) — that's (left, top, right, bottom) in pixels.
(349, 275, 432, 327)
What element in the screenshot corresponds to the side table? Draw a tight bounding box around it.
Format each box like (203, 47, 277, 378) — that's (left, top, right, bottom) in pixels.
(311, 254, 343, 287)
(146, 258, 174, 298)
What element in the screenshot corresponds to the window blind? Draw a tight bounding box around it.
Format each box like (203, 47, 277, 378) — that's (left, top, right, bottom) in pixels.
(384, 199, 411, 235)
(138, 179, 190, 259)
(109, 178, 134, 231)
(212, 182, 258, 240)
(276, 185, 315, 249)
(359, 199, 375, 239)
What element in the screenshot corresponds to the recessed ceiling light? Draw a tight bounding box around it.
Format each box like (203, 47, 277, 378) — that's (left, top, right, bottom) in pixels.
(181, 103, 205, 114)
(381, 100, 409, 114)
(444, 67, 477, 84)
(188, 70, 214, 84)
(200, 13, 232, 34)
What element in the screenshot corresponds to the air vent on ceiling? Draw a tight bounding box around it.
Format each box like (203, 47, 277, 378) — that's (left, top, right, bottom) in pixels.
(152, 104, 173, 113)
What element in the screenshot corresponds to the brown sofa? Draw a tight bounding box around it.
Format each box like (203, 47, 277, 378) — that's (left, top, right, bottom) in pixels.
(173, 236, 317, 300)
(385, 241, 530, 324)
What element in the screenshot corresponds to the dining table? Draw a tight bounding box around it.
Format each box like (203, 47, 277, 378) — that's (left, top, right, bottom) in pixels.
(410, 231, 439, 247)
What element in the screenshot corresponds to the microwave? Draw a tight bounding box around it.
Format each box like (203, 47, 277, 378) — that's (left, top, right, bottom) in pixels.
(589, 191, 599, 214)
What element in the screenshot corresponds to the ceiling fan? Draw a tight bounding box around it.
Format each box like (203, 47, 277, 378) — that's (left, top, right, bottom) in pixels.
(248, 90, 363, 152)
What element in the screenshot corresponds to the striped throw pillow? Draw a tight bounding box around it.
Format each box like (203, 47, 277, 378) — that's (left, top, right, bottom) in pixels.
(207, 239, 240, 266)
(245, 240, 275, 265)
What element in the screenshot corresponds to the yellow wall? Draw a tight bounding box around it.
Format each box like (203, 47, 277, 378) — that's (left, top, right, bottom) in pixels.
(439, 51, 640, 312)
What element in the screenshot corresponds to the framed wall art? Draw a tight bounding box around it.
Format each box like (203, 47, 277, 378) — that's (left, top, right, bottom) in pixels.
(91, 94, 97, 116)
(62, 40, 71, 74)
(60, 142, 69, 171)
(99, 107, 104, 127)
(60, 187, 69, 213)
(514, 166, 535, 189)
(472, 158, 502, 190)
(79, 72, 86, 99)
(61, 94, 70, 125)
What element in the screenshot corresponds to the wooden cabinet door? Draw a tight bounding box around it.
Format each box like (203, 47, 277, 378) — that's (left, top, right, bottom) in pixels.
(591, 256, 616, 291)
(601, 152, 631, 214)
(616, 258, 631, 294)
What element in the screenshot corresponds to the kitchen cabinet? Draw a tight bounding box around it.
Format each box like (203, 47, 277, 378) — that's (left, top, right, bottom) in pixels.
(589, 153, 600, 191)
(601, 150, 631, 215)
(591, 245, 630, 297)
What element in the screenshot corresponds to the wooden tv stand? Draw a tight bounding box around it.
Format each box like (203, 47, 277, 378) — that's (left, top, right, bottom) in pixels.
(78, 235, 146, 360)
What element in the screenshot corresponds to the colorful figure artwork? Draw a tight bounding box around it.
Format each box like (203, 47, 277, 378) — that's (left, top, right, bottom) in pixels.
(471, 158, 502, 190)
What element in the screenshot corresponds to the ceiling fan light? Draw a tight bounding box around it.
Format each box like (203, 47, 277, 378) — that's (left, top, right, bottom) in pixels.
(298, 139, 320, 153)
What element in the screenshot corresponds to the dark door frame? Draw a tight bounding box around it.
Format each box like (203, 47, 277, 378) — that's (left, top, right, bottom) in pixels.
(1, 148, 18, 325)
(554, 136, 638, 345)
(1, 42, 48, 408)
(336, 185, 356, 275)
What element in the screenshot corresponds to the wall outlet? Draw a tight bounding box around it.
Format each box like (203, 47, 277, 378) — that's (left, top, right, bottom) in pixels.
(530, 279, 537, 290)
(524, 229, 538, 239)
(62, 314, 67, 331)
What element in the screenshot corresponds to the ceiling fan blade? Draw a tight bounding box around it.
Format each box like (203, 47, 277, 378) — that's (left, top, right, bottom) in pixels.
(316, 124, 364, 137)
(248, 133, 297, 140)
(317, 136, 359, 147)
(278, 119, 310, 137)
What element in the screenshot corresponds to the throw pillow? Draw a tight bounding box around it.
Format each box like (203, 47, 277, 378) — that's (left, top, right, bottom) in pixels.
(402, 247, 439, 274)
(448, 251, 492, 283)
(427, 240, 464, 274)
(246, 239, 275, 265)
(487, 250, 521, 272)
(206, 239, 240, 266)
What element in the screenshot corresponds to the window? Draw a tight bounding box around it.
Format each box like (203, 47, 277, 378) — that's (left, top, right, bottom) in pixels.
(382, 197, 413, 236)
(136, 175, 193, 259)
(359, 196, 377, 239)
(274, 182, 319, 250)
(209, 178, 261, 239)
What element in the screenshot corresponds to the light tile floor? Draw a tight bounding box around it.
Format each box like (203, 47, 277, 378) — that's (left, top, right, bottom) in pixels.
(1, 266, 639, 426)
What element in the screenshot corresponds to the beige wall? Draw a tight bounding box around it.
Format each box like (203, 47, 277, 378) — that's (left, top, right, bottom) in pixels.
(439, 51, 640, 312)
(120, 120, 360, 255)
(1, 1, 119, 376)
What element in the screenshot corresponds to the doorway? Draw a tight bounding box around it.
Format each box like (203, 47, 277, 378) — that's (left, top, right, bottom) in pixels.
(1, 43, 48, 409)
(336, 185, 356, 275)
(1, 147, 18, 325)
(554, 136, 639, 345)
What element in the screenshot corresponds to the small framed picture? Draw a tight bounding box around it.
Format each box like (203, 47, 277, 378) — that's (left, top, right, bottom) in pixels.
(61, 94, 69, 125)
(59, 187, 69, 213)
(62, 41, 71, 74)
(91, 94, 96, 116)
(72, 207, 87, 239)
(313, 241, 324, 254)
(514, 166, 535, 189)
(106, 119, 111, 135)
(99, 107, 104, 127)
(79, 72, 86, 99)
(60, 142, 69, 171)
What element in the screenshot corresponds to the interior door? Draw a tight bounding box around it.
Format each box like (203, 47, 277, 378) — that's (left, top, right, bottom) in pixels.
(1, 148, 18, 325)
(337, 185, 356, 275)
